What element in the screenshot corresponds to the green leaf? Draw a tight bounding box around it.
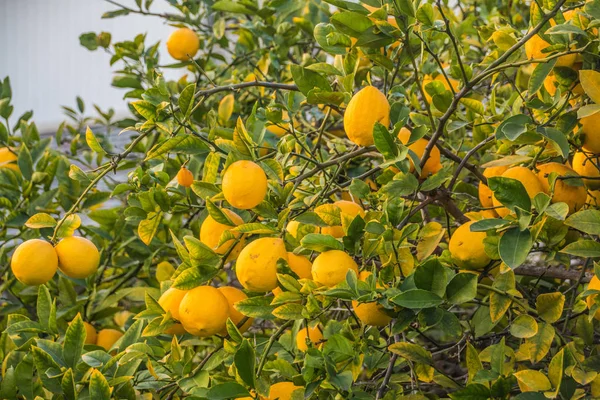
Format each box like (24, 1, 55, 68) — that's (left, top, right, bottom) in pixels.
(546, 23, 587, 36)
(448, 384, 491, 400)
(172, 266, 216, 290)
(234, 296, 275, 320)
(212, 0, 256, 14)
(272, 303, 304, 320)
(330, 11, 373, 36)
(510, 314, 538, 338)
(539, 127, 569, 159)
(25, 213, 57, 229)
(488, 176, 531, 214)
(261, 159, 284, 182)
(146, 134, 208, 160)
(314, 23, 349, 55)
(373, 122, 398, 160)
(416, 3, 434, 26)
(234, 339, 256, 388)
(496, 114, 532, 141)
(414, 258, 447, 297)
(565, 209, 600, 235)
(561, 240, 600, 257)
(528, 59, 557, 94)
(18, 144, 33, 181)
(179, 83, 196, 118)
(469, 218, 511, 231)
(63, 314, 85, 368)
(391, 289, 443, 309)
(206, 382, 251, 400)
(86, 126, 106, 154)
(498, 227, 532, 269)
(388, 342, 432, 365)
(231, 223, 278, 234)
(205, 199, 235, 226)
(395, 0, 416, 17)
(300, 233, 344, 252)
(446, 273, 478, 305)
(131, 100, 156, 120)
(290, 65, 332, 96)
(89, 369, 111, 400)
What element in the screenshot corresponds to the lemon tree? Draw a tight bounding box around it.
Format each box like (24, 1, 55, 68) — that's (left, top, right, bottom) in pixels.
(2, 0, 600, 399)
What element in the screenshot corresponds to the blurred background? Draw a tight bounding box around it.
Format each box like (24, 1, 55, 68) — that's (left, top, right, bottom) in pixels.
(0, 0, 179, 133)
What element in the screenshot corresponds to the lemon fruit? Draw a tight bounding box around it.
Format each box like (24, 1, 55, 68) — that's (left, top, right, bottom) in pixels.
(83, 322, 97, 345)
(179, 285, 230, 337)
(421, 74, 459, 103)
(588, 190, 600, 206)
(158, 287, 188, 335)
(397, 127, 442, 178)
(236, 237, 288, 292)
(10, 239, 58, 285)
(343, 86, 390, 146)
(492, 166, 544, 217)
(449, 221, 491, 270)
(296, 325, 323, 351)
(222, 160, 268, 210)
(580, 112, 600, 154)
(478, 165, 509, 212)
(218, 286, 253, 333)
(200, 208, 244, 260)
(352, 271, 392, 327)
(55, 236, 100, 279)
(266, 382, 302, 400)
(0, 147, 19, 172)
(287, 252, 312, 280)
(544, 73, 584, 97)
(96, 329, 123, 351)
(312, 250, 359, 287)
(537, 162, 587, 214)
(267, 110, 294, 137)
(572, 151, 600, 189)
(176, 166, 194, 187)
(166, 28, 200, 61)
(586, 275, 600, 320)
(525, 33, 576, 67)
(317, 200, 365, 238)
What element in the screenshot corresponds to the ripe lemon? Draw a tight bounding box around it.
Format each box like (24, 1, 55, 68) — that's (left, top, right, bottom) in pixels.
(588, 190, 600, 206)
(312, 250, 359, 287)
(573, 151, 600, 189)
(492, 166, 544, 217)
(176, 166, 194, 187)
(267, 110, 294, 137)
(287, 252, 312, 280)
(580, 112, 600, 154)
(11, 239, 58, 285)
(222, 160, 268, 210)
(421, 74, 460, 103)
(586, 275, 600, 320)
(83, 322, 97, 345)
(343, 86, 390, 146)
(158, 287, 188, 335)
(113, 311, 132, 328)
(0, 147, 19, 172)
(218, 286, 253, 333)
(96, 329, 123, 351)
(525, 33, 576, 67)
(352, 272, 392, 327)
(537, 162, 587, 214)
(397, 127, 442, 178)
(448, 221, 491, 270)
(179, 285, 230, 337)
(317, 200, 365, 238)
(478, 165, 509, 212)
(544, 73, 584, 97)
(266, 382, 302, 400)
(166, 28, 199, 61)
(200, 209, 244, 260)
(55, 236, 100, 279)
(296, 325, 323, 351)
(236, 237, 288, 292)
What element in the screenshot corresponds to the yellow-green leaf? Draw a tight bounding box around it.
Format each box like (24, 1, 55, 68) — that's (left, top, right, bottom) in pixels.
(526, 323, 555, 363)
(218, 94, 235, 124)
(510, 314, 538, 338)
(56, 214, 82, 238)
(536, 292, 565, 323)
(86, 126, 106, 154)
(25, 213, 57, 229)
(514, 369, 552, 392)
(416, 221, 445, 261)
(580, 70, 600, 104)
(388, 342, 432, 365)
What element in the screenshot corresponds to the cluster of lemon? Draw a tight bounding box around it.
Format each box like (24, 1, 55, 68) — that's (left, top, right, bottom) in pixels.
(10, 236, 99, 285)
(82, 322, 123, 352)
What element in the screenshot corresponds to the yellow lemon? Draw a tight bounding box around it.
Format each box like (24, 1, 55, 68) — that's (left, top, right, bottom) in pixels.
(266, 382, 302, 400)
(588, 190, 600, 207)
(96, 329, 123, 351)
(586, 275, 600, 320)
(343, 86, 390, 146)
(492, 166, 544, 217)
(448, 221, 491, 270)
(0, 147, 19, 172)
(166, 28, 200, 61)
(543, 73, 584, 97)
(267, 110, 294, 137)
(218, 286, 253, 333)
(525, 32, 576, 67)
(537, 162, 587, 214)
(317, 200, 365, 238)
(83, 322, 97, 345)
(421, 74, 460, 103)
(176, 166, 194, 187)
(200, 208, 244, 260)
(287, 253, 312, 280)
(352, 272, 392, 327)
(10, 239, 58, 285)
(312, 250, 359, 287)
(178, 285, 230, 337)
(158, 287, 188, 335)
(580, 112, 600, 154)
(222, 160, 268, 210)
(296, 325, 323, 351)
(113, 311, 132, 328)
(573, 151, 600, 189)
(397, 127, 442, 178)
(479, 165, 510, 212)
(236, 238, 288, 292)
(55, 236, 100, 279)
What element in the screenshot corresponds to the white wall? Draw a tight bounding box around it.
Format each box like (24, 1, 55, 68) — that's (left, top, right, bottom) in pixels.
(0, 0, 179, 133)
